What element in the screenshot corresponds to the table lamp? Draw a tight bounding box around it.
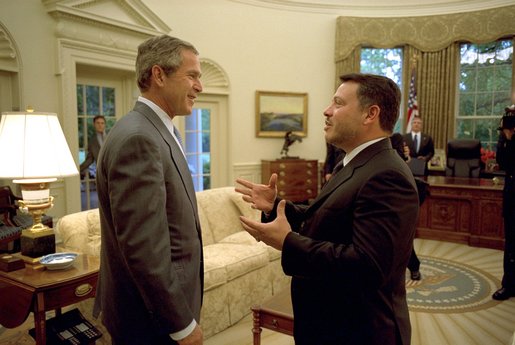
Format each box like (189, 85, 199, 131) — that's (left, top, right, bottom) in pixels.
(0, 110, 78, 262)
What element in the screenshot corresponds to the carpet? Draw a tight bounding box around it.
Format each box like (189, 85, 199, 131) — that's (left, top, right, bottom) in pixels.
(406, 255, 501, 313)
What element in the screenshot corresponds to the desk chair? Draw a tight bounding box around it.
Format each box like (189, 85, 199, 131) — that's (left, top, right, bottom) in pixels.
(445, 139, 481, 178)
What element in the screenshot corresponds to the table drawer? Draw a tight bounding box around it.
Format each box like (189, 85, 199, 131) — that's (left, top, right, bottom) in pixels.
(260, 313, 294, 336)
(43, 274, 98, 310)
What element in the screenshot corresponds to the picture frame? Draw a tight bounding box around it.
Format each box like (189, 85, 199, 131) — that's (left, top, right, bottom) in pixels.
(255, 91, 308, 138)
(485, 158, 499, 173)
(427, 148, 446, 171)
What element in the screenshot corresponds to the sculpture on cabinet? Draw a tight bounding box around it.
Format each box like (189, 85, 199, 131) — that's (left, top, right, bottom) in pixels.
(280, 131, 303, 159)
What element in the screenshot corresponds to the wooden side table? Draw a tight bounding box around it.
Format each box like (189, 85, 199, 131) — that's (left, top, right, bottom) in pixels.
(251, 289, 293, 345)
(0, 254, 99, 345)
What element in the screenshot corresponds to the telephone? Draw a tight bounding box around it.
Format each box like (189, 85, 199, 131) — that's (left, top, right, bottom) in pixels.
(29, 308, 102, 344)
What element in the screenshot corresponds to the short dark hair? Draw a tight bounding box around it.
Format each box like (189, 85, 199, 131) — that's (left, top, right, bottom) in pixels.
(339, 73, 401, 133)
(136, 35, 198, 92)
(93, 115, 105, 123)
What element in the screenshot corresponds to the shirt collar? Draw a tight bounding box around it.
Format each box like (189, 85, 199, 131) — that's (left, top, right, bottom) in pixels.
(343, 137, 386, 166)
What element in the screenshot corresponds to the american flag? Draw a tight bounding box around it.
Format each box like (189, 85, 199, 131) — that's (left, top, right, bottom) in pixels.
(405, 69, 419, 133)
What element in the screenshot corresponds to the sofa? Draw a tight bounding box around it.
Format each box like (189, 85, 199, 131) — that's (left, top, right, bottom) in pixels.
(55, 187, 290, 339)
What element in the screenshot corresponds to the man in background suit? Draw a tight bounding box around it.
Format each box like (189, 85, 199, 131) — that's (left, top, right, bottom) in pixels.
(79, 115, 106, 178)
(94, 35, 204, 345)
(236, 73, 419, 345)
(403, 115, 434, 162)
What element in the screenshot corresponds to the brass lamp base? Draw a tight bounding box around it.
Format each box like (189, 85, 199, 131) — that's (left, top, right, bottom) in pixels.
(20, 228, 55, 262)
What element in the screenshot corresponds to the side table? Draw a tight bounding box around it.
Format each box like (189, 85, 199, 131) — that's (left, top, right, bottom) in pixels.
(0, 254, 99, 345)
(251, 289, 293, 345)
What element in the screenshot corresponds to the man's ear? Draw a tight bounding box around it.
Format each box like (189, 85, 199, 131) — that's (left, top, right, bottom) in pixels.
(364, 105, 380, 123)
(151, 65, 165, 86)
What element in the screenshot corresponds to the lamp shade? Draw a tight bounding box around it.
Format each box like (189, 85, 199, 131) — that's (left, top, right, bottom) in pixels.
(0, 112, 79, 179)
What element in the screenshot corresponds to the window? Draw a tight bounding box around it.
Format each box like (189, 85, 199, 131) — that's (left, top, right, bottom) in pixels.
(456, 39, 513, 150)
(185, 108, 211, 191)
(360, 48, 404, 132)
(77, 84, 116, 210)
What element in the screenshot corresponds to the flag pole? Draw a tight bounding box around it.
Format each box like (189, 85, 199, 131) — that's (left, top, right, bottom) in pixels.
(405, 54, 419, 133)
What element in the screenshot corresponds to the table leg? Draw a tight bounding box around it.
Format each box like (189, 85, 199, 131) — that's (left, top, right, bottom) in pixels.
(252, 309, 262, 345)
(34, 292, 46, 345)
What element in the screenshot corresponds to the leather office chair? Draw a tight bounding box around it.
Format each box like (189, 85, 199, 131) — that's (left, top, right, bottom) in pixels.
(445, 139, 481, 178)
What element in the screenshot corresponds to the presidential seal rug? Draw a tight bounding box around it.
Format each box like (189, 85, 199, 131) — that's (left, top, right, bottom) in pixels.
(406, 255, 501, 313)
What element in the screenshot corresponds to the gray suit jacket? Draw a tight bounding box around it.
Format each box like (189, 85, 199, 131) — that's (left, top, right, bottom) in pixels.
(268, 139, 419, 345)
(94, 102, 203, 343)
(80, 133, 102, 175)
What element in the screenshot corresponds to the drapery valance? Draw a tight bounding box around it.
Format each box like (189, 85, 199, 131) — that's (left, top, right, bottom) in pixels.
(335, 5, 515, 62)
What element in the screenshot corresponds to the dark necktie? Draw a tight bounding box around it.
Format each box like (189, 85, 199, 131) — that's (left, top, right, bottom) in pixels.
(414, 134, 419, 154)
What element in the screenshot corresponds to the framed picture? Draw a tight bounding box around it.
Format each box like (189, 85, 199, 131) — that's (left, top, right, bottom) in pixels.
(427, 148, 446, 171)
(255, 91, 308, 138)
(485, 158, 499, 173)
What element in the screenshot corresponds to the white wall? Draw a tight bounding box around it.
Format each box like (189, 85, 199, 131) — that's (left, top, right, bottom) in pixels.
(142, 0, 336, 164)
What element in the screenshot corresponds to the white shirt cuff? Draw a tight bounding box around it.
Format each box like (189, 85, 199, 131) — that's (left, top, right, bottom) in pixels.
(169, 319, 197, 341)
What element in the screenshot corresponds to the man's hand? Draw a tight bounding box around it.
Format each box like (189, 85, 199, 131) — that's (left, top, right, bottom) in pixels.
(235, 174, 278, 213)
(177, 324, 203, 345)
(239, 200, 291, 250)
(503, 128, 514, 141)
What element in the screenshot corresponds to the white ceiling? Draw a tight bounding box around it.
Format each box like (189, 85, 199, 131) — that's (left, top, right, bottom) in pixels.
(230, 0, 515, 16)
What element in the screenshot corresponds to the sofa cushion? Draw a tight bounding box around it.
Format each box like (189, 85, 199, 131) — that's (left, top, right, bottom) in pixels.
(229, 192, 260, 221)
(219, 231, 281, 261)
(196, 187, 246, 242)
(203, 248, 227, 291)
(203, 242, 269, 281)
(198, 205, 215, 246)
(86, 209, 101, 256)
(55, 209, 91, 253)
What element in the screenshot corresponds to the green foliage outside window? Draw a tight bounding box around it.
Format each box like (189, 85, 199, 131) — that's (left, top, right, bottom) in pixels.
(457, 40, 513, 151)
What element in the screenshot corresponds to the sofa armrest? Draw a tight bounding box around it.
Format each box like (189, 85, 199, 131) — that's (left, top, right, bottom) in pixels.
(55, 209, 99, 255)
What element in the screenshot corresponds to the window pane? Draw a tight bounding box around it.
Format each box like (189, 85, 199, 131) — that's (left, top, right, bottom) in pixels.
(102, 87, 115, 116)
(77, 85, 84, 115)
(456, 39, 513, 142)
(86, 86, 100, 114)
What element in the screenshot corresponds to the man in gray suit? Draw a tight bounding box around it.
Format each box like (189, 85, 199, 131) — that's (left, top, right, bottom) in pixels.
(94, 35, 204, 345)
(237, 74, 419, 344)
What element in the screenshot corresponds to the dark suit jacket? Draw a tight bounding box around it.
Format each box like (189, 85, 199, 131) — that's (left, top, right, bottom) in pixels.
(403, 132, 434, 162)
(94, 102, 203, 344)
(79, 133, 102, 175)
(268, 139, 419, 345)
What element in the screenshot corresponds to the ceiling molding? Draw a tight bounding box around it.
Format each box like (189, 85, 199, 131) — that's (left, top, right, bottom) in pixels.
(229, 0, 515, 17)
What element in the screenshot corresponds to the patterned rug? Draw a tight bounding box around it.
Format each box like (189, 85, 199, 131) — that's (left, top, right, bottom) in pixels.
(406, 255, 501, 313)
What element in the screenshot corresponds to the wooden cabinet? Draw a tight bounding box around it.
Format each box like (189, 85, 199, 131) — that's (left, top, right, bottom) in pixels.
(261, 159, 318, 202)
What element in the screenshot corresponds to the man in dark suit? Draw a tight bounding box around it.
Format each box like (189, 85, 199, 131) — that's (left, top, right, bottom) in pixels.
(79, 115, 106, 178)
(403, 115, 434, 162)
(93, 35, 204, 345)
(236, 73, 419, 345)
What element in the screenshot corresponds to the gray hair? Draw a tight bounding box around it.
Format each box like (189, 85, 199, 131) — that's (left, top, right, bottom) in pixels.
(136, 35, 199, 92)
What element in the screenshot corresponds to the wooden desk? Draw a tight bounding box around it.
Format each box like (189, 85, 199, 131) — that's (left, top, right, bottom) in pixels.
(251, 289, 293, 345)
(417, 176, 504, 250)
(0, 254, 99, 344)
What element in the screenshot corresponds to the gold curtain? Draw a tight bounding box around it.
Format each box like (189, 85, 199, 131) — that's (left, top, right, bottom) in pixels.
(335, 5, 515, 148)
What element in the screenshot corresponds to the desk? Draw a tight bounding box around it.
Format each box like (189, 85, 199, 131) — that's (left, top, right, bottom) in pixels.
(0, 254, 99, 344)
(417, 176, 504, 250)
(251, 289, 293, 345)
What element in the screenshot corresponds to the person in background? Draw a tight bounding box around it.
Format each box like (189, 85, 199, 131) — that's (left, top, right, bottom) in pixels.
(492, 104, 515, 301)
(80, 115, 106, 178)
(390, 133, 425, 281)
(403, 115, 434, 162)
(93, 35, 204, 345)
(236, 73, 419, 345)
(322, 142, 345, 185)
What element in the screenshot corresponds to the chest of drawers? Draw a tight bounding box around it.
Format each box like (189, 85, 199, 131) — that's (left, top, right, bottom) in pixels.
(261, 159, 318, 202)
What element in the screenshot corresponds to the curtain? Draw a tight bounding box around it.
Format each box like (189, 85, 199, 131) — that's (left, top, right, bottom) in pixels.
(335, 5, 515, 148)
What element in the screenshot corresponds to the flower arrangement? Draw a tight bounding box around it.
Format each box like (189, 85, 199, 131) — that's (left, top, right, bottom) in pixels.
(480, 147, 496, 164)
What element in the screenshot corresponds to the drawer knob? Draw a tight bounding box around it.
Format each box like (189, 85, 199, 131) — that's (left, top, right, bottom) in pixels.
(75, 283, 93, 297)
(279, 171, 286, 177)
(307, 170, 312, 175)
(279, 163, 286, 169)
(279, 180, 285, 186)
(306, 179, 312, 184)
(279, 191, 286, 196)
(306, 189, 312, 194)
(307, 162, 313, 167)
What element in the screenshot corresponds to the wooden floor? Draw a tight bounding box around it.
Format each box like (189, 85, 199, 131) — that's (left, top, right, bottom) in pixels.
(1, 239, 514, 345)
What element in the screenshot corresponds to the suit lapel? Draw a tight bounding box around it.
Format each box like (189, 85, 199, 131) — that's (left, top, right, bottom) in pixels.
(133, 102, 198, 215)
(306, 139, 392, 214)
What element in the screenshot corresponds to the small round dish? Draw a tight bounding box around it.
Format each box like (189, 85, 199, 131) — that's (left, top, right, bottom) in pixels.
(39, 252, 78, 270)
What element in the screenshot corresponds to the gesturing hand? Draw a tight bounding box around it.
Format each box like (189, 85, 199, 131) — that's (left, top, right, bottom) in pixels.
(239, 200, 291, 251)
(235, 174, 278, 213)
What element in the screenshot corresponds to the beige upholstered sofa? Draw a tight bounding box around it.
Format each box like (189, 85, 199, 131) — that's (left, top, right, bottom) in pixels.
(55, 187, 290, 339)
